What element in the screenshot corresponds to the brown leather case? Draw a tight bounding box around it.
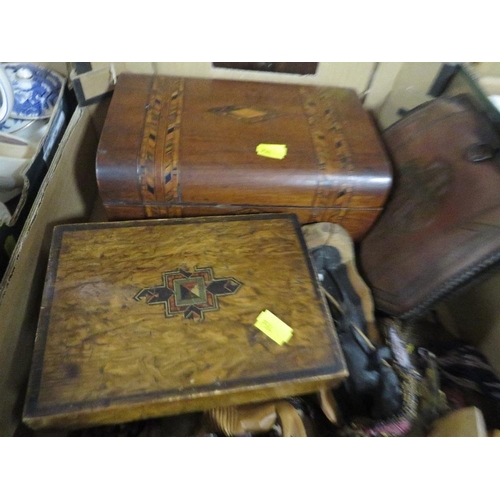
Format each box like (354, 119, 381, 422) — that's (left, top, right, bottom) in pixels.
(96, 73, 392, 240)
(360, 94, 500, 319)
(23, 214, 347, 430)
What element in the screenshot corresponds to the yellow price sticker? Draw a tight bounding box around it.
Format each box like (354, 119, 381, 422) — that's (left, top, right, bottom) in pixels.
(256, 144, 287, 160)
(254, 310, 293, 346)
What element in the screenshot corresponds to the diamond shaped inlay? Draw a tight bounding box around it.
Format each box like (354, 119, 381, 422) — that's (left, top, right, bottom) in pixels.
(207, 105, 284, 123)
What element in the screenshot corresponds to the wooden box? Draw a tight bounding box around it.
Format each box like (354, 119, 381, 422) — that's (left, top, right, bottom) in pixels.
(96, 74, 392, 240)
(23, 214, 347, 430)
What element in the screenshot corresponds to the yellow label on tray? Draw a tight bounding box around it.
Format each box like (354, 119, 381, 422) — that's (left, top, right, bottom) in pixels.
(256, 144, 287, 160)
(254, 310, 293, 345)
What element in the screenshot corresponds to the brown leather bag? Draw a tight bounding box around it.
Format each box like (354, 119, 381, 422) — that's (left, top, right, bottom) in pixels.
(360, 94, 500, 319)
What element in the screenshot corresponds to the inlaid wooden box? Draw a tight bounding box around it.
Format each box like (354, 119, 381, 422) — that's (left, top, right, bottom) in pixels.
(96, 73, 392, 240)
(23, 214, 347, 430)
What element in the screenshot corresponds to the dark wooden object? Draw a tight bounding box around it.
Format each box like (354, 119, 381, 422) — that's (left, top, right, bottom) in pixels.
(23, 214, 347, 430)
(96, 74, 392, 240)
(212, 62, 319, 75)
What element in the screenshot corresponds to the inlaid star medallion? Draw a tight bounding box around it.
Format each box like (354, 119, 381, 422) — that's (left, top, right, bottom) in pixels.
(134, 266, 242, 321)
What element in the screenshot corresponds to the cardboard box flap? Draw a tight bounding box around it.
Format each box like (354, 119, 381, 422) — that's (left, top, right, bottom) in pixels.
(70, 62, 382, 107)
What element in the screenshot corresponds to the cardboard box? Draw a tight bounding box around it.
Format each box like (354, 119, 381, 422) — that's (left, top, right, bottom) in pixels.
(2, 62, 500, 436)
(0, 102, 103, 436)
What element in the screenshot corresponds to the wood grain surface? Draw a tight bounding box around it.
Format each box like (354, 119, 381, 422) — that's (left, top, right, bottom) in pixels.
(23, 214, 347, 429)
(96, 74, 392, 240)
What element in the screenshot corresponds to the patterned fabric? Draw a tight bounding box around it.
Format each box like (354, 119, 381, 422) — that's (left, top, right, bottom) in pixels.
(339, 319, 419, 437)
(436, 343, 500, 403)
(338, 319, 448, 437)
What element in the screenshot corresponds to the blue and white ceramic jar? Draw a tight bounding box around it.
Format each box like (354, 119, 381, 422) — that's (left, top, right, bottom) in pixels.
(3, 63, 64, 120)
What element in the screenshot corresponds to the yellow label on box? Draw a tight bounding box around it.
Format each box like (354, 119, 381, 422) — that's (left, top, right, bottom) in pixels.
(254, 310, 293, 346)
(256, 144, 287, 160)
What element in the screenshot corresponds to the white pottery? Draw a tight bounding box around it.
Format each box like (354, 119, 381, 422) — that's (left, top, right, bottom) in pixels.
(3, 63, 64, 120)
(0, 155, 28, 193)
(0, 65, 14, 125)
